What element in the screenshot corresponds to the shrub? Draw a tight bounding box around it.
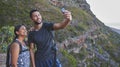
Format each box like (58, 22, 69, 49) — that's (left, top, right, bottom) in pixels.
(0, 26, 14, 53)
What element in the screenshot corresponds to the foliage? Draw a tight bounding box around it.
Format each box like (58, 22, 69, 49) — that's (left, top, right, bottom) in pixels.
(60, 49, 77, 67)
(0, 26, 14, 53)
(81, 48, 88, 58)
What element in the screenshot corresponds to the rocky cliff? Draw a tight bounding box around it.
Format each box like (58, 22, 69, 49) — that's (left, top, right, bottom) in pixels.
(0, 0, 120, 67)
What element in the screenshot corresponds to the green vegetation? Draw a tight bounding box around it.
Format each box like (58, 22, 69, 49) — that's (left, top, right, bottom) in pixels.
(0, 26, 14, 53)
(78, 47, 88, 60)
(61, 49, 77, 67)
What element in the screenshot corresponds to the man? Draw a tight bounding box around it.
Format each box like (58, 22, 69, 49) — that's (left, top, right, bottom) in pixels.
(28, 9, 72, 67)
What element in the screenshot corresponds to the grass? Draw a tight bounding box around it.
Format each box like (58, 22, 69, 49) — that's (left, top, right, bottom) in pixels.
(61, 49, 77, 67)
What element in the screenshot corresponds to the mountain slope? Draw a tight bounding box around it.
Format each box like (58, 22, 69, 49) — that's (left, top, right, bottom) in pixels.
(0, 0, 120, 67)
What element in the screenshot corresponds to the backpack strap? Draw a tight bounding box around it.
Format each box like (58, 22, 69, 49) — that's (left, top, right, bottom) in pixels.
(14, 40, 22, 54)
(14, 40, 29, 54)
(6, 44, 11, 67)
(6, 40, 20, 67)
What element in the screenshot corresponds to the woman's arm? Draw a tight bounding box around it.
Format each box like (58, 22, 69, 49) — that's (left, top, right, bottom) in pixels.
(10, 42, 20, 67)
(53, 10, 72, 30)
(29, 43, 35, 67)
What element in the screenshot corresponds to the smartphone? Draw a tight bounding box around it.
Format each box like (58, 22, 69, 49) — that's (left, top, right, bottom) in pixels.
(61, 8, 65, 13)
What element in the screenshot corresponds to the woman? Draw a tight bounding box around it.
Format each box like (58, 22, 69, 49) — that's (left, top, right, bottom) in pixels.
(9, 25, 30, 67)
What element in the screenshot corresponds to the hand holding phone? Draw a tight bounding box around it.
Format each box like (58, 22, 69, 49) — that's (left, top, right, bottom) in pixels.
(61, 8, 72, 21)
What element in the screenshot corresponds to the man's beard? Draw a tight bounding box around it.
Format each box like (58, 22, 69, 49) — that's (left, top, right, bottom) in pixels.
(34, 21, 42, 25)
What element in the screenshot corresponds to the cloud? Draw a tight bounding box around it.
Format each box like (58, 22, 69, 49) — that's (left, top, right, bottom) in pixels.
(86, 0, 120, 29)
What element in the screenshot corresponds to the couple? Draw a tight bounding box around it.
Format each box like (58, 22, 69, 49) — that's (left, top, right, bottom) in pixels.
(8, 9, 72, 67)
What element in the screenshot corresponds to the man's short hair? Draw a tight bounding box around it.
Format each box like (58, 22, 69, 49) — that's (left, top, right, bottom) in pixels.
(30, 9, 39, 18)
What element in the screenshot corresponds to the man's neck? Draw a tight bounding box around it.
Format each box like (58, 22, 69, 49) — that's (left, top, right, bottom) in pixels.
(34, 23, 43, 31)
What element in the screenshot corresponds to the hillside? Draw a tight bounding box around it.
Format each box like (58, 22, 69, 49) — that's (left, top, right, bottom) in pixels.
(0, 0, 120, 67)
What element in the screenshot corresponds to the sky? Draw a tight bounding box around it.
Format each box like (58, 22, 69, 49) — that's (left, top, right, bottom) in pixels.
(86, 0, 120, 29)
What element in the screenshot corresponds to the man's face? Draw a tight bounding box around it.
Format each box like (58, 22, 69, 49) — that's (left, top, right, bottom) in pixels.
(31, 11, 42, 24)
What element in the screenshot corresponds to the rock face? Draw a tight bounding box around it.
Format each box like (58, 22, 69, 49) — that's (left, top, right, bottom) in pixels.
(56, 27, 120, 67)
(0, 0, 120, 67)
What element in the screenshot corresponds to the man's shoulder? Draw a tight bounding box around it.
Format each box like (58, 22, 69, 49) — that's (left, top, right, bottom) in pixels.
(43, 22, 52, 25)
(43, 22, 54, 26)
(29, 27, 35, 32)
(28, 30, 35, 36)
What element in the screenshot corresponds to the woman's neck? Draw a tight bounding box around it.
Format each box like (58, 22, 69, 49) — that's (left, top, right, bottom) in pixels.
(16, 36, 25, 43)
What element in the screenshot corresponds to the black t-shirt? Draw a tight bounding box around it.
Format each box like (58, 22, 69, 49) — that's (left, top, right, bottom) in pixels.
(28, 22, 55, 59)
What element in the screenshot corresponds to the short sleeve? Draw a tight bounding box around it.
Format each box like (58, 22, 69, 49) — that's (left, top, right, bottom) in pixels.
(28, 31, 34, 44)
(44, 22, 54, 30)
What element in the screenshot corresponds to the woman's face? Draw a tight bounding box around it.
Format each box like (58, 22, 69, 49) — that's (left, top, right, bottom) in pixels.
(16, 25, 27, 37)
(31, 11, 42, 24)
